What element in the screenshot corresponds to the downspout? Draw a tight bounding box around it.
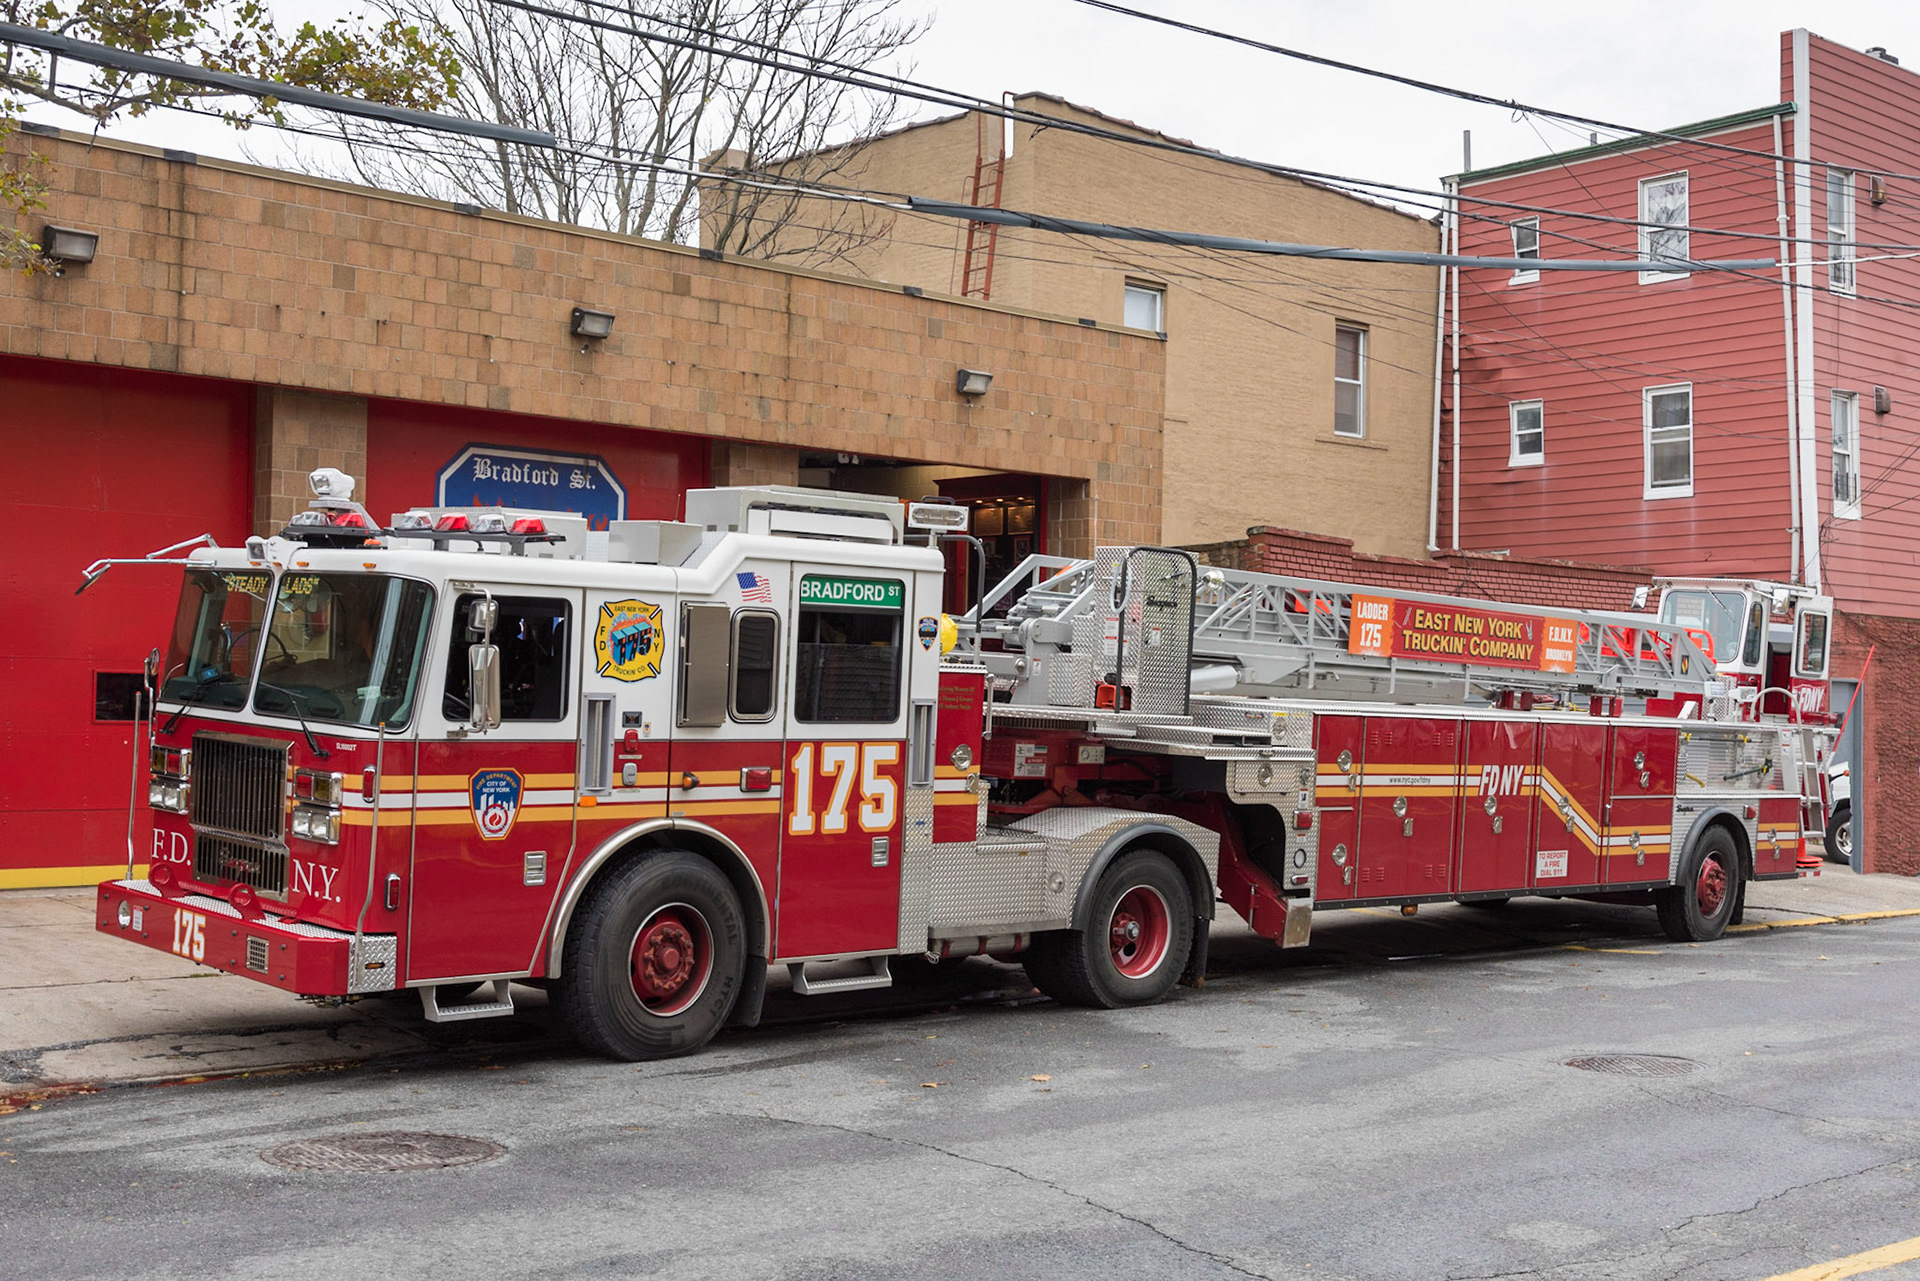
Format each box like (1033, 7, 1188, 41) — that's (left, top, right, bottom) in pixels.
(1428, 185, 1450, 552)
(1774, 111, 1801, 582)
(1450, 182, 1463, 551)
(1793, 29, 1823, 590)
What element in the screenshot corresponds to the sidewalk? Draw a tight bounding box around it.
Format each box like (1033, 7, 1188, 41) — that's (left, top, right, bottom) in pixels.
(5, 867, 1919, 1093)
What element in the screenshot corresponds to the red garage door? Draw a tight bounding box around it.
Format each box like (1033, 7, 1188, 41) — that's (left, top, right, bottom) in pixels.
(0, 358, 253, 887)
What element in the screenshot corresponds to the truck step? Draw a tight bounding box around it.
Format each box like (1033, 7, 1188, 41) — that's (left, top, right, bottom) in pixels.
(788, 956, 893, 995)
(420, 979, 515, 1022)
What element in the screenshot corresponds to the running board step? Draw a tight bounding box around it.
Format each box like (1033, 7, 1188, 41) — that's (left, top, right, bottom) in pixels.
(420, 979, 515, 1022)
(788, 956, 892, 995)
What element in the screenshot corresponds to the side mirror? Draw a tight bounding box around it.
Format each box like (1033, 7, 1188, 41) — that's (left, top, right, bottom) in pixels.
(468, 597, 498, 640)
(469, 644, 502, 731)
(144, 646, 161, 684)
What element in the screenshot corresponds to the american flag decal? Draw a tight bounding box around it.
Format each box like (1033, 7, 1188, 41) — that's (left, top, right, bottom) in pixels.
(737, 571, 773, 603)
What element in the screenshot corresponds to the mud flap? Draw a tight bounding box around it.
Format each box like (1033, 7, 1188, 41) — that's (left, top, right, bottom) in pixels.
(727, 954, 769, 1028)
(1180, 918, 1210, 988)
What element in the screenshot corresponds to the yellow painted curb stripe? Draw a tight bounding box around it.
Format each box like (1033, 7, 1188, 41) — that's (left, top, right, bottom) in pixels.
(0, 864, 150, 890)
(1727, 908, 1920, 934)
(1765, 1233, 1920, 1280)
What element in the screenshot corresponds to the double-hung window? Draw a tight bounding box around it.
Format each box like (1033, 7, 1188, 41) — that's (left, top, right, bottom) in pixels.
(1644, 384, 1694, 498)
(1828, 170, 1856, 295)
(1639, 173, 1690, 283)
(1333, 325, 1367, 438)
(1510, 218, 1540, 284)
(1832, 391, 1861, 519)
(1509, 400, 1544, 465)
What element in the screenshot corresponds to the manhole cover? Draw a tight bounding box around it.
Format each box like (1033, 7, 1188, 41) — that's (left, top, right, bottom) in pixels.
(1565, 1054, 1701, 1077)
(261, 1132, 505, 1172)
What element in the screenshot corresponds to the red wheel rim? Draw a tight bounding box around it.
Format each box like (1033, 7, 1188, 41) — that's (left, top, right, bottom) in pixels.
(1108, 885, 1171, 979)
(1695, 854, 1729, 917)
(628, 903, 712, 1017)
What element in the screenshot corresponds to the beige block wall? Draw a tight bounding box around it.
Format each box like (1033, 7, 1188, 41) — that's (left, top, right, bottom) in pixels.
(253, 388, 369, 534)
(2, 127, 1167, 557)
(745, 95, 1442, 557)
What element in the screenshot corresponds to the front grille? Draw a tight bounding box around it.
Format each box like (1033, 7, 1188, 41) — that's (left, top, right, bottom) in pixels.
(195, 832, 288, 897)
(189, 733, 289, 840)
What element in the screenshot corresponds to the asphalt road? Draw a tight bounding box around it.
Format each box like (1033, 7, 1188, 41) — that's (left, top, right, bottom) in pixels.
(10, 899, 1920, 1280)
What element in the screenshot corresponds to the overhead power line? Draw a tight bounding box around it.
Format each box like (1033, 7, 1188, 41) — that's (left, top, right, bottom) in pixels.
(0, 19, 557, 148)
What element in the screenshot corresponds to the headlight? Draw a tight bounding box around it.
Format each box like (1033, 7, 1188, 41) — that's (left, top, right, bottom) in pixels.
(149, 781, 188, 812)
(292, 804, 339, 844)
(292, 808, 312, 838)
(294, 769, 345, 806)
(149, 745, 190, 780)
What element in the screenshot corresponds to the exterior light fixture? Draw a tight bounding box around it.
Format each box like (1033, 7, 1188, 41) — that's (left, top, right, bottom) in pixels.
(39, 224, 98, 268)
(570, 307, 615, 340)
(955, 368, 993, 397)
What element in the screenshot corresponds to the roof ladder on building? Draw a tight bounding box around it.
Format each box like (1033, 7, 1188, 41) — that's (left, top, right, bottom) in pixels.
(959, 111, 1006, 300)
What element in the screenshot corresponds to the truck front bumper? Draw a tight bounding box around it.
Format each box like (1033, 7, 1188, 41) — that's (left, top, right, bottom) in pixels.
(95, 880, 398, 996)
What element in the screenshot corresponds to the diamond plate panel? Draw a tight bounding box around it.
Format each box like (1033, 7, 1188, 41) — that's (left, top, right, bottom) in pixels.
(925, 831, 1055, 934)
(898, 784, 937, 953)
(348, 934, 399, 993)
(1118, 549, 1194, 718)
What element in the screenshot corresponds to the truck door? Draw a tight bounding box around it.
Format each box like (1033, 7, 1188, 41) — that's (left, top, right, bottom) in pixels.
(774, 568, 911, 959)
(663, 560, 786, 950)
(1603, 726, 1677, 885)
(1790, 598, 1833, 721)
(410, 586, 585, 981)
(1457, 720, 1539, 893)
(1535, 722, 1607, 890)
(1356, 716, 1460, 899)
(1314, 716, 1364, 902)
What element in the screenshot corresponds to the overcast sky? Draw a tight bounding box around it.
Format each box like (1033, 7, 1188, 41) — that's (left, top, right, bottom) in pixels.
(23, 1, 1920, 222)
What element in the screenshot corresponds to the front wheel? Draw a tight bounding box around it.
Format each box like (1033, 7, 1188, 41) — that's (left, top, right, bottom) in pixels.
(555, 851, 745, 1061)
(1826, 805, 1853, 864)
(1026, 848, 1194, 1009)
(1655, 826, 1740, 943)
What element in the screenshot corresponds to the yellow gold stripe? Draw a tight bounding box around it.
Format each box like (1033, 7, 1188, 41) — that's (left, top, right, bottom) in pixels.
(675, 800, 782, 816)
(934, 793, 980, 807)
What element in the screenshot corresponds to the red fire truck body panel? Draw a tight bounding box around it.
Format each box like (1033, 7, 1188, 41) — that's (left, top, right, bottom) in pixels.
(1457, 720, 1539, 894)
(775, 736, 906, 958)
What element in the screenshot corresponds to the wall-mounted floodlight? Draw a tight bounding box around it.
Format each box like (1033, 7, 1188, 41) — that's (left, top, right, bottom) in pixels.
(955, 368, 993, 397)
(570, 307, 615, 340)
(40, 224, 98, 268)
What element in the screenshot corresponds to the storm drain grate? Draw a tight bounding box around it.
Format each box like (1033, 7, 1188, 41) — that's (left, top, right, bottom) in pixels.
(261, 1132, 505, 1172)
(1565, 1054, 1701, 1077)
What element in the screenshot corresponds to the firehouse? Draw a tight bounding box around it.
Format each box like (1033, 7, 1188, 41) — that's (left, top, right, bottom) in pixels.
(90, 472, 1838, 1060)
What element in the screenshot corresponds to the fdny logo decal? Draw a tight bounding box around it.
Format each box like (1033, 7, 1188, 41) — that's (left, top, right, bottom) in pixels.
(471, 768, 524, 841)
(918, 616, 940, 651)
(594, 599, 664, 682)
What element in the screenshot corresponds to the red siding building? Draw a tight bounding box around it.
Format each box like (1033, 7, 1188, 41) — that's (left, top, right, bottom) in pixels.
(1448, 30, 1920, 872)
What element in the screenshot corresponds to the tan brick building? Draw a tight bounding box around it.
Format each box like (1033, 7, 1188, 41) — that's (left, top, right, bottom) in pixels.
(720, 93, 1443, 558)
(0, 124, 1164, 886)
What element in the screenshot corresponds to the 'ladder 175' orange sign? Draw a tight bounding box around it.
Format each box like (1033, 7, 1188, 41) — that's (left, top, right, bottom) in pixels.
(1349, 595, 1578, 673)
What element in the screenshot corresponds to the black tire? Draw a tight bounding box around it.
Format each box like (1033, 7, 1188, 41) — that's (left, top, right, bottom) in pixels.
(1826, 804, 1853, 865)
(554, 850, 745, 1061)
(1656, 826, 1741, 943)
(1025, 848, 1194, 1009)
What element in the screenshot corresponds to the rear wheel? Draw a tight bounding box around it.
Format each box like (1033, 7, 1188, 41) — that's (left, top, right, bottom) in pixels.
(1026, 848, 1194, 1009)
(555, 851, 745, 1061)
(1826, 804, 1853, 864)
(1656, 826, 1740, 943)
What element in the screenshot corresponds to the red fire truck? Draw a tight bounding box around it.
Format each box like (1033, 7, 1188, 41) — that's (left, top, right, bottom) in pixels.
(89, 472, 1836, 1060)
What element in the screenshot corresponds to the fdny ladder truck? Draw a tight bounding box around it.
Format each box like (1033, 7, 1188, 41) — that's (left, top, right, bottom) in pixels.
(89, 474, 1837, 1060)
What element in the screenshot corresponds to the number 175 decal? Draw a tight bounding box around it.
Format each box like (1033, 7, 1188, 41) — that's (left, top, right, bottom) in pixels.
(788, 742, 900, 836)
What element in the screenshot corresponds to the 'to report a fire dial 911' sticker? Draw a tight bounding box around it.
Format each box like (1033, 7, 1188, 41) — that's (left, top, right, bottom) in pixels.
(471, 769, 524, 841)
(594, 599, 664, 682)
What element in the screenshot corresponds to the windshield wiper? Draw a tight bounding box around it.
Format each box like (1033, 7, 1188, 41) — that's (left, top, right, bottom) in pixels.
(160, 674, 233, 736)
(255, 683, 332, 760)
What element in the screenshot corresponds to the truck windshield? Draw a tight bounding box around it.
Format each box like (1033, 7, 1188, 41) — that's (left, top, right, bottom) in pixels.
(1659, 589, 1748, 665)
(254, 573, 435, 730)
(161, 569, 273, 711)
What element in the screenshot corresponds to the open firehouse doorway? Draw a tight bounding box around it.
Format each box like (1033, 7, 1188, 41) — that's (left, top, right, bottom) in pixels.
(1830, 677, 1863, 872)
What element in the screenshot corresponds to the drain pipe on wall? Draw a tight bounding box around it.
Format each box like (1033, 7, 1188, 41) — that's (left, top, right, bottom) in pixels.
(1449, 179, 1463, 550)
(1427, 181, 1451, 552)
(1792, 28, 1823, 590)
(1773, 110, 1802, 582)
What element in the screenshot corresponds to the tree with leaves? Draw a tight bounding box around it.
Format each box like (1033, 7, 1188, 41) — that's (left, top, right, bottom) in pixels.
(1, 0, 460, 269)
(311, 0, 923, 265)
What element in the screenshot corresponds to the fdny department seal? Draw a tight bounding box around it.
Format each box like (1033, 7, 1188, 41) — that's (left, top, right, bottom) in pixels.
(471, 768, 524, 841)
(593, 599, 664, 682)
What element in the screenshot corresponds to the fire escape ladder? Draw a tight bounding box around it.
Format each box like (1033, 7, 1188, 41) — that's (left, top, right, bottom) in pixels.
(959, 112, 1006, 300)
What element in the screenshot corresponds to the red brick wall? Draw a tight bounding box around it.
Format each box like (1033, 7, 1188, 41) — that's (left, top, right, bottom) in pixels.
(1186, 526, 1653, 612)
(1834, 611, 1920, 875)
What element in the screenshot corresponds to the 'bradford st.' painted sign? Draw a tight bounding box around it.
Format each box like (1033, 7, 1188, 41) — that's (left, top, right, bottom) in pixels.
(437, 444, 627, 530)
(1348, 594, 1578, 674)
(800, 576, 904, 610)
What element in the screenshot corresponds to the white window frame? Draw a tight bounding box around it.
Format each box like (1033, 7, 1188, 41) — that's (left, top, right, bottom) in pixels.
(1123, 281, 1165, 333)
(1832, 390, 1861, 519)
(1827, 169, 1856, 296)
(1333, 324, 1367, 439)
(1638, 172, 1690, 284)
(1509, 399, 1545, 466)
(1510, 218, 1540, 285)
(1643, 383, 1694, 499)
